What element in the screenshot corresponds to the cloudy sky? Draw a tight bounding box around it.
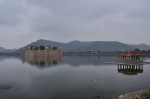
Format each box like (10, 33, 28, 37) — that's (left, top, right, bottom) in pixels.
(0, 0, 150, 49)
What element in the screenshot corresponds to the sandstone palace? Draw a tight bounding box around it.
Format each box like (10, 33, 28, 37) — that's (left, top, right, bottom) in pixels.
(22, 46, 62, 58)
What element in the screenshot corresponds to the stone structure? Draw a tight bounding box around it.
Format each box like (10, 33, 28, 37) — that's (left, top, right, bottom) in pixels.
(22, 46, 62, 58)
(118, 51, 143, 62)
(117, 51, 144, 75)
(22, 46, 62, 66)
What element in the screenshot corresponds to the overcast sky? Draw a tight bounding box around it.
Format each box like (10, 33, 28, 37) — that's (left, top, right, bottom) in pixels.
(0, 0, 150, 49)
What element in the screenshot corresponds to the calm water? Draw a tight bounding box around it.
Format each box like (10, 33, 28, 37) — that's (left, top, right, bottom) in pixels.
(0, 56, 150, 99)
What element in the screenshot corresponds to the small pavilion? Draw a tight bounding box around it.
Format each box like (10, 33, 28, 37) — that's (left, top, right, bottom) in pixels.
(118, 51, 143, 62)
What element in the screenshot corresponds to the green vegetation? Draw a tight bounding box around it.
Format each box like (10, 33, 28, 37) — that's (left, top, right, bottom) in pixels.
(134, 48, 150, 56)
(63, 51, 119, 56)
(141, 91, 150, 99)
(29, 46, 58, 50)
(52, 46, 58, 50)
(0, 84, 12, 90)
(39, 46, 45, 50)
(35, 46, 38, 50)
(63, 49, 150, 56)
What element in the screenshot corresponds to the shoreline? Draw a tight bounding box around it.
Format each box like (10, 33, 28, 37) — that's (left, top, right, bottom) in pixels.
(118, 89, 150, 99)
(104, 61, 150, 65)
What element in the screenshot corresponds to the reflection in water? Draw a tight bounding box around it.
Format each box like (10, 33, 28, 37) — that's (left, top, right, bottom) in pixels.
(0, 56, 150, 99)
(62, 56, 117, 66)
(22, 56, 62, 68)
(118, 64, 143, 75)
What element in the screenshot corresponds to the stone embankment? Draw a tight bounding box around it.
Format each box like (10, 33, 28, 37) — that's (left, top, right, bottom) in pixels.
(118, 89, 150, 99)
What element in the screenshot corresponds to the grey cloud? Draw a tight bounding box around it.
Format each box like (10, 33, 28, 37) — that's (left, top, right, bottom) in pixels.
(29, 0, 128, 34)
(0, 0, 27, 26)
(0, 0, 150, 48)
(125, 0, 150, 19)
(23, 0, 150, 43)
(26, 0, 125, 19)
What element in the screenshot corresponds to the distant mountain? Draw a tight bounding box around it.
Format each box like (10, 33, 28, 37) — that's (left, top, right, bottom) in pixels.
(4, 39, 150, 55)
(71, 41, 134, 51)
(0, 47, 17, 53)
(131, 44, 150, 50)
(16, 39, 64, 54)
(64, 40, 92, 51)
(15, 39, 150, 54)
(16, 39, 145, 54)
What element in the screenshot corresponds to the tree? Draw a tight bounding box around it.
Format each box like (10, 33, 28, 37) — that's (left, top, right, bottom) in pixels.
(142, 50, 146, 53)
(35, 46, 38, 50)
(39, 46, 45, 50)
(52, 46, 58, 50)
(134, 48, 140, 52)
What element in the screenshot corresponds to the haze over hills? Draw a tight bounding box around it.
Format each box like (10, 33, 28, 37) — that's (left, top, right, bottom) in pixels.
(15, 39, 150, 54)
(0, 47, 17, 53)
(132, 44, 150, 50)
(1, 39, 150, 54)
(70, 41, 134, 52)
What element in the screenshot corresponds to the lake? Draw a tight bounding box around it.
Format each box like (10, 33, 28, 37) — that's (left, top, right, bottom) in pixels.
(0, 55, 150, 99)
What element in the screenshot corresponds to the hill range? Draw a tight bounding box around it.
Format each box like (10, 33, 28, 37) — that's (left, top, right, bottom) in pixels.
(14, 39, 150, 54)
(0, 47, 17, 53)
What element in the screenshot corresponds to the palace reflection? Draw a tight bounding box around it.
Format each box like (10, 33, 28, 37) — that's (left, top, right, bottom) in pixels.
(117, 64, 143, 75)
(22, 55, 62, 68)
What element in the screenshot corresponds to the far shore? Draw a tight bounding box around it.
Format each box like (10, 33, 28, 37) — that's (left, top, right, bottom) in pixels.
(63, 53, 150, 56)
(1, 52, 150, 57)
(63, 53, 115, 56)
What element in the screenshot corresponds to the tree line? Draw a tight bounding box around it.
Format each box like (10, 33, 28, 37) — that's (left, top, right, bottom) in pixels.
(30, 46, 58, 50)
(134, 48, 150, 54)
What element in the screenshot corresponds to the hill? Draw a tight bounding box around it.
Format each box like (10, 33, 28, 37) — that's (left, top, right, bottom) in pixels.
(15, 39, 150, 54)
(132, 43, 150, 50)
(0, 47, 17, 53)
(71, 41, 134, 51)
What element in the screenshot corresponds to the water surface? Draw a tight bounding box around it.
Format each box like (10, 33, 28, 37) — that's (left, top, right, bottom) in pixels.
(0, 56, 150, 99)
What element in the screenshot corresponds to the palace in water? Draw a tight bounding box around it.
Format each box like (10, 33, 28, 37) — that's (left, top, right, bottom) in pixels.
(22, 46, 62, 58)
